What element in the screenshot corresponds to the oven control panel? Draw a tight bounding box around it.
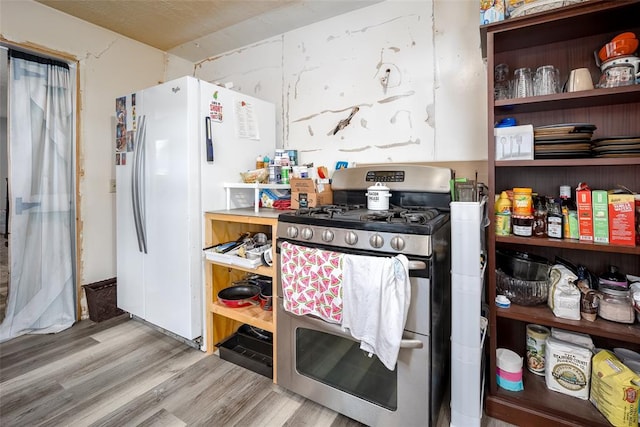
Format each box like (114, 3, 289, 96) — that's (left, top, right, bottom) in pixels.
(280, 224, 432, 257)
(365, 170, 405, 183)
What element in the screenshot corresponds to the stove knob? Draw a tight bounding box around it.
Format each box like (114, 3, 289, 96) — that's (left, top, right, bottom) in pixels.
(345, 231, 358, 245)
(301, 227, 314, 240)
(321, 229, 334, 242)
(369, 234, 384, 249)
(286, 226, 299, 238)
(390, 236, 406, 251)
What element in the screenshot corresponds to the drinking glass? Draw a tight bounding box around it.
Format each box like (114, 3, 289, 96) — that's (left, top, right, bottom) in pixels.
(513, 67, 533, 98)
(534, 65, 559, 96)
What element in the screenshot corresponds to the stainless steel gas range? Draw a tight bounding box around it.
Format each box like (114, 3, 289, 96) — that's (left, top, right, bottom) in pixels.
(276, 164, 452, 427)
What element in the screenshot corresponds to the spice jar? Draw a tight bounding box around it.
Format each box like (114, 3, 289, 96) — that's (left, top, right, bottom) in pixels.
(512, 215, 534, 237)
(598, 286, 635, 324)
(513, 187, 533, 216)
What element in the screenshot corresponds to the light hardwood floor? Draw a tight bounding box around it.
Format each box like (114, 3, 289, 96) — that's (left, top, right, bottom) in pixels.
(0, 315, 515, 426)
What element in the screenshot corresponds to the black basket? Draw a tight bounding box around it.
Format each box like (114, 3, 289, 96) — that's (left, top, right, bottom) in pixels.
(217, 332, 273, 379)
(83, 278, 124, 322)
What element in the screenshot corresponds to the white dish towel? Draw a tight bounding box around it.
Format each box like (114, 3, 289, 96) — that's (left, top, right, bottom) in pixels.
(341, 253, 411, 370)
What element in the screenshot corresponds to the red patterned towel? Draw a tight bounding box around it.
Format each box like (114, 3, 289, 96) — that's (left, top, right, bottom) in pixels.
(280, 241, 344, 324)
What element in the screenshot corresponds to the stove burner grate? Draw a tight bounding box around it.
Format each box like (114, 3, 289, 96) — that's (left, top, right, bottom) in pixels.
(295, 204, 365, 218)
(360, 208, 440, 224)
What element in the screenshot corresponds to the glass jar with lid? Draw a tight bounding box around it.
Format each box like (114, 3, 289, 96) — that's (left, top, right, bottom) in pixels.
(598, 286, 635, 324)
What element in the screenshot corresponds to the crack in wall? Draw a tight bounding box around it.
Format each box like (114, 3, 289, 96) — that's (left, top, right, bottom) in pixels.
(375, 138, 420, 149)
(326, 15, 415, 42)
(293, 103, 373, 123)
(82, 39, 117, 60)
(338, 145, 372, 153)
(193, 38, 280, 70)
(377, 91, 415, 104)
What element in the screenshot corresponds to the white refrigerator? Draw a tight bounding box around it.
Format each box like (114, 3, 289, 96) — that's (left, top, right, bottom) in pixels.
(115, 76, 275, 344)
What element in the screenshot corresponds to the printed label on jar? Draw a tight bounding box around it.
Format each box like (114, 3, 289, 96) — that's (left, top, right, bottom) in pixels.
(526, 324, 550, 375)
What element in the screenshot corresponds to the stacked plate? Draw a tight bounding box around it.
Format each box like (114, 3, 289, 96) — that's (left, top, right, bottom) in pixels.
(534, 123, 595, 159)
(592, 136, 640, 158)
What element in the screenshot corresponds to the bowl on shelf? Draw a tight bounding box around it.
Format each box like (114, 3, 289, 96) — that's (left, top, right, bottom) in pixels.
(496, 269, 550, 306)
(598, 38, 639, 62)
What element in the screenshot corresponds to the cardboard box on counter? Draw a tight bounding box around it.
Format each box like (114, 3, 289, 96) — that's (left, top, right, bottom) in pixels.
(290, 178, 332, 209)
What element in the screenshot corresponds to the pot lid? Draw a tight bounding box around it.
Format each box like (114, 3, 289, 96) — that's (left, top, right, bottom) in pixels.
(367, 182, 390, 191)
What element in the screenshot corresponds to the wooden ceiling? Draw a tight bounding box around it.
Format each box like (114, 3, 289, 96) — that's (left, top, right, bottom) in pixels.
(34, 0, 383, 62)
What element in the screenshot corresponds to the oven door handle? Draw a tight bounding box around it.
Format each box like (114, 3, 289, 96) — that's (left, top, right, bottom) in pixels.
(293, 309, 423, 349)
(277, 241, 427, 271)
(408, 260, 426, 270)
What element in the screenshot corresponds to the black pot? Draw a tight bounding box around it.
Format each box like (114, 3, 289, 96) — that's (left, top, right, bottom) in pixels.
(496, 250, 550, 282)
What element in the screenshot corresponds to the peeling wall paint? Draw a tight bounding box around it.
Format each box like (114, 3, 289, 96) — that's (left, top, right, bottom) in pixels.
(181, 0, 486, 171)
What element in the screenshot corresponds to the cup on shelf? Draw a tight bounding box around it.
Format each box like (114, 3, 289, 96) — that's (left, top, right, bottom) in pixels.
(567, 68, 594, 92)
(534, 65, 560, 96)
(513, 67, 533, 98)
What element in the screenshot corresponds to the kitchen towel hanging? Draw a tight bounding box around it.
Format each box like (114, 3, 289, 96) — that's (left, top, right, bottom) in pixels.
(280, 242, 344, 324)
(341, 253, 411, 370)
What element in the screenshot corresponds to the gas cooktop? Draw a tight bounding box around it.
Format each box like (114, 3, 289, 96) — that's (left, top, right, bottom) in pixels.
(278, 204, 450, 235)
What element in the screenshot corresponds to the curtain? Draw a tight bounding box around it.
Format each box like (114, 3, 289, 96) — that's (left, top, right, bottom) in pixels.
(0, 50, 76, 342)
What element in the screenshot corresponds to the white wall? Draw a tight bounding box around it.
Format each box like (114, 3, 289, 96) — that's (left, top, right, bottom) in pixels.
(0, 0, 191, 286)
(190, 0, 487, 172)
(1, 0, 487, 288)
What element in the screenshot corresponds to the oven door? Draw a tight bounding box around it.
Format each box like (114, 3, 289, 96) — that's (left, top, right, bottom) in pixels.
(275, 240, 437, 427)
(277, 298, 430, 427)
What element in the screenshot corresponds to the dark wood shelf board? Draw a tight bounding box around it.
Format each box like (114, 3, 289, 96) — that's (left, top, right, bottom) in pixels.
(486, 370, 610, 426)
(495, 235, 640, 254)
(495, 158, 640, 167)
(481, 0, 640, 56)
(494, 85, 640, 114)
(496, 304, 640, 344)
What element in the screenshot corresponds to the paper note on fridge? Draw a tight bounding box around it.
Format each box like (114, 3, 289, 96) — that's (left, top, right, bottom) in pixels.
(236, 100, 260, 140)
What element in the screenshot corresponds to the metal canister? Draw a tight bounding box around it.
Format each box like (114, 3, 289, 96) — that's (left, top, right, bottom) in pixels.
(526, 324, 550, 375)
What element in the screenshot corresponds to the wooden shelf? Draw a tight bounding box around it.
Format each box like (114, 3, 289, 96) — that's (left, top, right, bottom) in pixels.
(210, 301, 274, 333)
(203, 209, 280, 382)
(484, 2, 640, 425)
(496, 304, 640, 344)
(495, 158, 640, 167)
(496, 235, 640, 254)
(494, 85, 640, 114)
(486, 370, 610, 426)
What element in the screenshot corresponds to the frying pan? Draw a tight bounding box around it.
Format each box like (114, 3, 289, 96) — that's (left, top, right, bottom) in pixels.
(218, 284, 260, 308)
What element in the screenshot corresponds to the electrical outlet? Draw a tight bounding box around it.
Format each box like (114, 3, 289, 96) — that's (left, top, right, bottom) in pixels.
(110, 179, 116, 193)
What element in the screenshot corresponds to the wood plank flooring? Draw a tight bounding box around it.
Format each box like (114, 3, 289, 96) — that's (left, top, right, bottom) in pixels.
(0, 315, 514, 426)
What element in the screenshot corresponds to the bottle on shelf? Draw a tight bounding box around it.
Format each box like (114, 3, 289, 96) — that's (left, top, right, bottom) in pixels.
(533, 195, 547, 238)
(547, 196, 563, 239)
(559, 185, 578, 240)
(495, 191, 512, 236)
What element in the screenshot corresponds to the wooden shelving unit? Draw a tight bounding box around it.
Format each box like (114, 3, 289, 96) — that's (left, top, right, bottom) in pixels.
(203, 208, 281, 382)
(482, 1, 640, 425)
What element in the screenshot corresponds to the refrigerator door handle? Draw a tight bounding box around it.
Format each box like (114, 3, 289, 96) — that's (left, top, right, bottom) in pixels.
(138, 116, 148, 253)
(131, 115, 147, 254)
